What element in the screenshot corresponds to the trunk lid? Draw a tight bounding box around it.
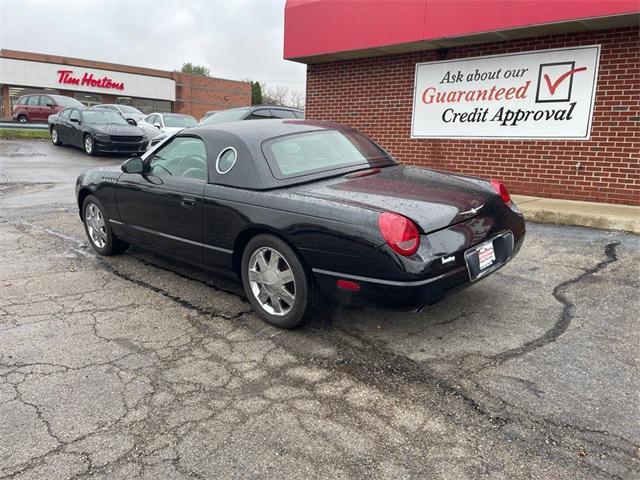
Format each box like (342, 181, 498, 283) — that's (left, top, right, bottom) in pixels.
(291, 165, 499, 233)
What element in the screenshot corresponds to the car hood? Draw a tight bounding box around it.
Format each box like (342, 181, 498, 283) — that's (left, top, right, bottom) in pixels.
(291, 165, 500, 233)
(89, 123, 147, 136)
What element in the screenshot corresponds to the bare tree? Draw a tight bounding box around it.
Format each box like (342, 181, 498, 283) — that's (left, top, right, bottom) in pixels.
(262, 85, 305, 109)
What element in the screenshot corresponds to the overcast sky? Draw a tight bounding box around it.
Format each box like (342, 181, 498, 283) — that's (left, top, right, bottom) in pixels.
(0, 0, 306, 95)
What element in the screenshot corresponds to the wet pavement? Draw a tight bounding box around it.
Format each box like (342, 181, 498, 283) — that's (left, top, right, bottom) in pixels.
(1, 139, 639, 479)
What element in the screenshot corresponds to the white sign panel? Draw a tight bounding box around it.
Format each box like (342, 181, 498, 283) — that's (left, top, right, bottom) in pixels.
(411, 45, 600, 140)
(0, 58, 176, 101)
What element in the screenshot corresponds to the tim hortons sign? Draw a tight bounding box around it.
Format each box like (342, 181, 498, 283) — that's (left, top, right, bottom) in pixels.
(411, 45, 601, 140)
(57, 69, 125, 90)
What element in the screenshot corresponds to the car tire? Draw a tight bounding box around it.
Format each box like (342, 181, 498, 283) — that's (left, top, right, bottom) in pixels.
(82, 194, 129, 256)
(51, 127, 62, 146)
(241, 234, 316, 329)
(83, 134, 97, 156)
(17, 115, 27, 123)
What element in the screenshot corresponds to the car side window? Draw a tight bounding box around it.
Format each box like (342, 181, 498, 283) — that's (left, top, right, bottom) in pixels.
(248, 109, 272, 120)
(148, 137, 207, 182)
(27, 96, 39, 106)
(271, 109, 296, 119)
(17, 96, 28, 105)
(60, 109, 71, 120)
(69, 109, 80, 122)
(40, 96, 54, 107)
(145, 114, 155, 124)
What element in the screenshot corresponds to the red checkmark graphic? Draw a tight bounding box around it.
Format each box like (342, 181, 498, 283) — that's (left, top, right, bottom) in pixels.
(543, 66, 587, 95)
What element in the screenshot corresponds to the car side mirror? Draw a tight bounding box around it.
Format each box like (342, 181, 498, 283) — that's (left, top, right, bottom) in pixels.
(70, 118, 79, 123)
(121, 157, 145, 174)
(127, 118, 137, 126)
(47, 103, 55, 108)
(153, 122, 162, 129)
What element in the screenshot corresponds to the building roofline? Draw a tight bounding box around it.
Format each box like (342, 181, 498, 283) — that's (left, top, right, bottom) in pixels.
(284, 0, 640, 64)
(0, 49, 251, 87)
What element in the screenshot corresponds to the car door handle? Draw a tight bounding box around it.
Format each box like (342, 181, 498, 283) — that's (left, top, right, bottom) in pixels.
(181, 196, 196, 208)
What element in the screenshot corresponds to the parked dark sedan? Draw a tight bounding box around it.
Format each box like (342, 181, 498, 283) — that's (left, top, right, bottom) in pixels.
(75, 120, 525, 328)
(49, 108, 148, 156)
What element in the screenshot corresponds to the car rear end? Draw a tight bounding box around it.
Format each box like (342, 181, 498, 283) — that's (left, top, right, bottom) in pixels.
(306, 171, 525, 310)
(11, 95, 29, 122)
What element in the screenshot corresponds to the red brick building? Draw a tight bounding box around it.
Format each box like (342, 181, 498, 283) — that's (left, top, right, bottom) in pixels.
(0, 49, 250, 120)
(285, 1, 639, 205)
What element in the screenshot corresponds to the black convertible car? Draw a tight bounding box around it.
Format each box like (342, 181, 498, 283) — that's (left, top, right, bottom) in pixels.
(49, 107, 148, 156)
(76, 120, 525, 328)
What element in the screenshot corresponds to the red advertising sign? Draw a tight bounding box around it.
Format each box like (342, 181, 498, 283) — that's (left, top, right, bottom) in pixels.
(57, 69, 125, 91)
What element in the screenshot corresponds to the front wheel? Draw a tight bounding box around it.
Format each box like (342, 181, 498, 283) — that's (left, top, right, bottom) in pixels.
(51, 127, 62, 146)
(84, 134, 97, 156)
(241, 234, 316, 329)
(82, 195, 129, 256)
(17, 115, 27, 123)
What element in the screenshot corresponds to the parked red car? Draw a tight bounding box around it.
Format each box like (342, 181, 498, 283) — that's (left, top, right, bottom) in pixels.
(12, 94, 84, 123)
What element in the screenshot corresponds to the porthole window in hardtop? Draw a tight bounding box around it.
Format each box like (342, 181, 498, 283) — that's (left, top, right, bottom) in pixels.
(216, 147, 237, 174)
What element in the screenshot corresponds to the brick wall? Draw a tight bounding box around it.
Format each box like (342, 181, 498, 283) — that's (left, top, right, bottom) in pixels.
(306, 27, 639, 206)
(172, 72, 250, 119)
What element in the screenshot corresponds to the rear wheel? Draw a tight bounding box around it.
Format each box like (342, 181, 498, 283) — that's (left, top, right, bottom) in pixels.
(51, 127, 62, 146)
(241, 234, 315, 329)
(17, 115, 27, 123)
(82, 195, 129, 256)
(84, 134, 97, 156)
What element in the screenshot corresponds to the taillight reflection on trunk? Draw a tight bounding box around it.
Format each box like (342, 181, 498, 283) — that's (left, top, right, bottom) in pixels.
(378, 212, 420, 256)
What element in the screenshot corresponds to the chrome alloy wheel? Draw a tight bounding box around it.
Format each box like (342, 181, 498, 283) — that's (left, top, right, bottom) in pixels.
(85, 203, 107, 248)
(248, 247, 296, 316)
(84, 136, 93, 154)
(51, 128, 58, 143)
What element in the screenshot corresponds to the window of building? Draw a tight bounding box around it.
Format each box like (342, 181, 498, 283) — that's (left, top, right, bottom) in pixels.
(75, 92, 103, 107)
(154, 100, 171, 113)
(116, 96, 172, 114)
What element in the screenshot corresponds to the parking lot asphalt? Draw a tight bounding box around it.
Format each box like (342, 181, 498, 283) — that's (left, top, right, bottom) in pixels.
(1, 138, 639, 479)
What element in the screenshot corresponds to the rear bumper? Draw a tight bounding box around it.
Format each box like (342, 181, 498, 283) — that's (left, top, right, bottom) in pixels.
(312, 229, 524, 310)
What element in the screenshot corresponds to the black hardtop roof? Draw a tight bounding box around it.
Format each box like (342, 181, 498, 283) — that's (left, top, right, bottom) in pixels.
(188, 118, 345, 142)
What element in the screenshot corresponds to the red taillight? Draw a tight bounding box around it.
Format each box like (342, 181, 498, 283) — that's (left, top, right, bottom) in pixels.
(490, 179, 511, 203)
(378, 212, 420, 256)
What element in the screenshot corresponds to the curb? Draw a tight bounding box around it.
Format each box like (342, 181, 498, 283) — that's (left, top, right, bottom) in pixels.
(512, 195, 640, 234)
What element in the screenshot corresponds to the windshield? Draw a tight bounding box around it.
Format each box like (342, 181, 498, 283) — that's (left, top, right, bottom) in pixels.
(118, 105, 143, 115)
(53, 96, 83, 107)
(199, 108, 249, 125)
(263, 130, 395, 179)
(163, 114, 197, 128)
(83, 110, 129, 125)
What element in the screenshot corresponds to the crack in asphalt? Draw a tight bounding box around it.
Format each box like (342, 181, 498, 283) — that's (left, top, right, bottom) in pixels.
(481, 242, 620, 369)
(97, 259, 254, 322)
